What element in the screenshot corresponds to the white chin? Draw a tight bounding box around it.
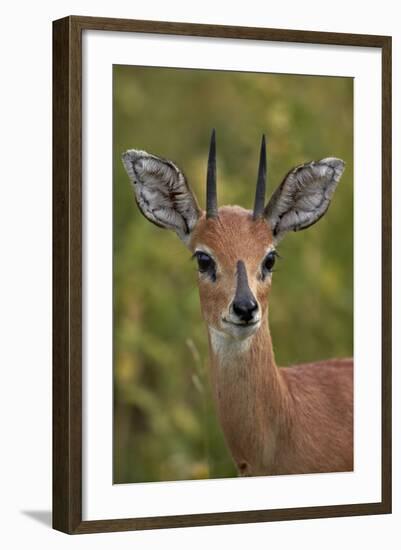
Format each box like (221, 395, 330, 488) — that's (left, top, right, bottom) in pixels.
(220, 320, 261, 340)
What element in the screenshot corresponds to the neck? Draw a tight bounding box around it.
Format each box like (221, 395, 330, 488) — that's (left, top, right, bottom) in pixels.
(207, 316, 290, 475)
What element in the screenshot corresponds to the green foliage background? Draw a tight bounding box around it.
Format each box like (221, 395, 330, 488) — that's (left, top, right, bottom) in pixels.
(113, 66, 353, 483)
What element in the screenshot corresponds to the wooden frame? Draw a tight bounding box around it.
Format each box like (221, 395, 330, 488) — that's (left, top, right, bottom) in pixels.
(53, 15, 392, 534)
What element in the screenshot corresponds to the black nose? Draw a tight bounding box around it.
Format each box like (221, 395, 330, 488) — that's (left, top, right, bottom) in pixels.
(232, 298, 258, 323)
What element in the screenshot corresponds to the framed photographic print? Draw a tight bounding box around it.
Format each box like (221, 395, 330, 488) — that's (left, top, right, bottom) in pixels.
(53, 15, 392, 534)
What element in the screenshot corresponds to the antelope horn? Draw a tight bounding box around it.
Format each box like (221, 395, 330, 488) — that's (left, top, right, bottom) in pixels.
(253, 134, 267, 219)
(206, 128, 218, 219)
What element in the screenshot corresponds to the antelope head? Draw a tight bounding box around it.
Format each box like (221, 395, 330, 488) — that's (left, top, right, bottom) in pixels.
(122, 130, 345, 344)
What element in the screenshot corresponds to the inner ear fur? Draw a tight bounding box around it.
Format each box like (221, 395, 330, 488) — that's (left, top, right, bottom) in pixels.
(122, 149, 201, 244)
(264, 157, 345, 241)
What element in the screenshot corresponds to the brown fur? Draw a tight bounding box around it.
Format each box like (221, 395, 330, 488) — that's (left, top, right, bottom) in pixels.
(191, 206, 274, 328)
(190, 206, 353, 476)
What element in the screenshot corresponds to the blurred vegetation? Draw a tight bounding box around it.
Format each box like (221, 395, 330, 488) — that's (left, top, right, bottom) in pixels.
(113, 66, 353, 483)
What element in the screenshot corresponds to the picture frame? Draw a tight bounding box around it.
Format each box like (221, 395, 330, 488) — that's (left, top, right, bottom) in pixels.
(52, 15, 392, 534)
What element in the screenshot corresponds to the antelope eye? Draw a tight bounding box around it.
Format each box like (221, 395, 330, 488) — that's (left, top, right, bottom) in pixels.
(194, 251, 216, 279)
(261, 251, 276, 278)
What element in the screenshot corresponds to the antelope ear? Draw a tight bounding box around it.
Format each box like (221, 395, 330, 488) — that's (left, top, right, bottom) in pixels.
(122, 149, 201, 244)
(264, 157, 345, 242)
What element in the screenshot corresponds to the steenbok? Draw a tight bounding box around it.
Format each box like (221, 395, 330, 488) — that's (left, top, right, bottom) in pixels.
(122, 130, 353, 476)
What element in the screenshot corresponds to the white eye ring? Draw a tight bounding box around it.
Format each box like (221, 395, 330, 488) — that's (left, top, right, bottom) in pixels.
(261, 251, 277, 278)
(193, 251, 217, 281)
